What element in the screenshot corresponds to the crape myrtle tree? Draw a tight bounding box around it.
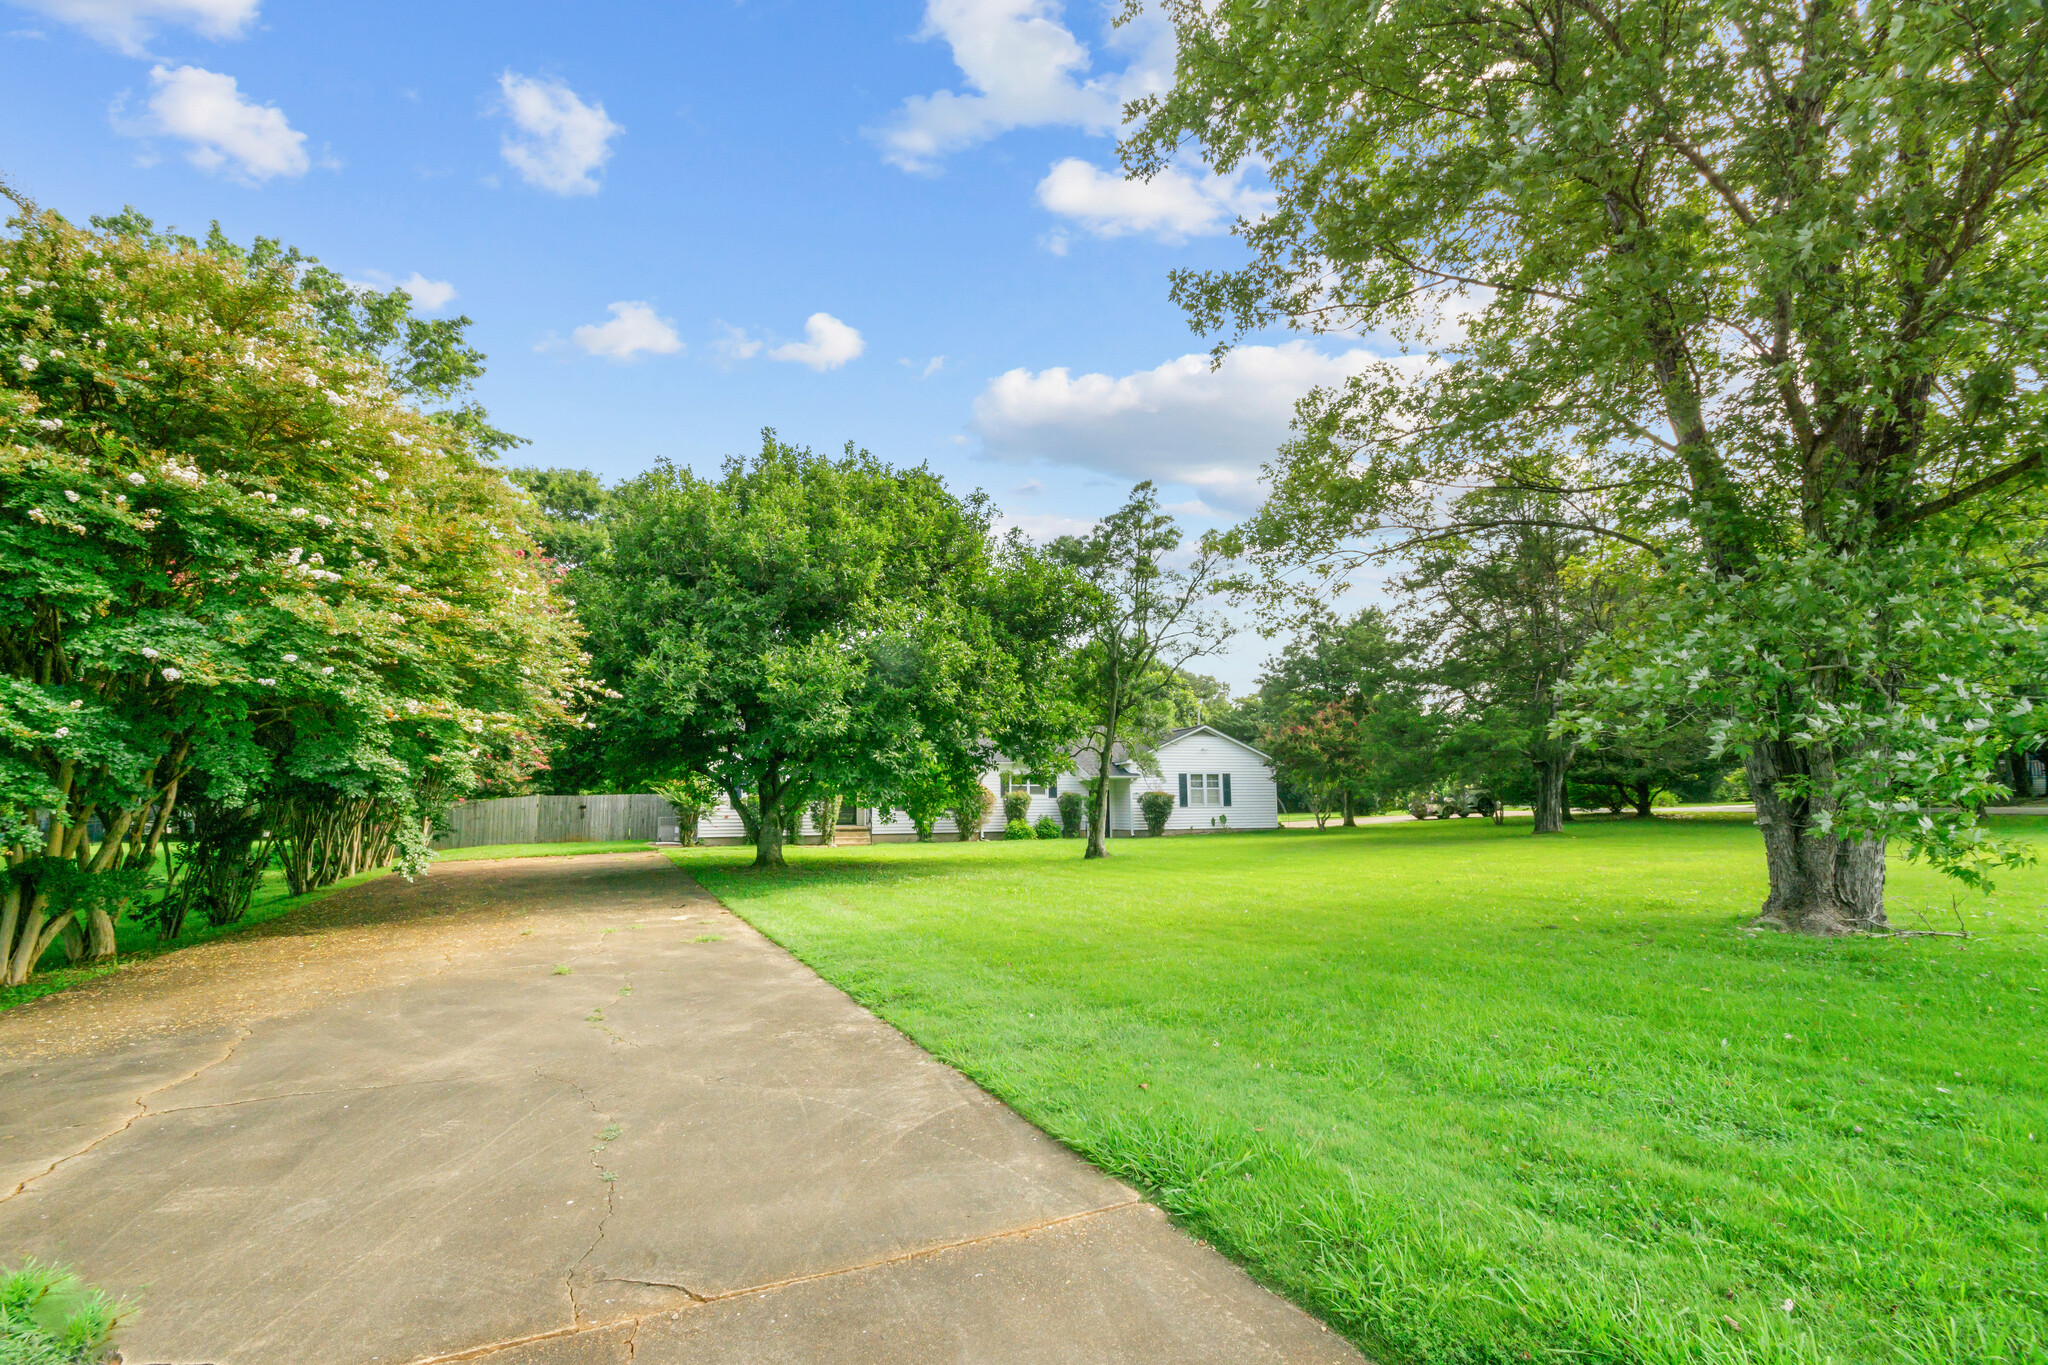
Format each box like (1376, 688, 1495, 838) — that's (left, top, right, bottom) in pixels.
(1050, 483, 1232, 859)
(581, 432, 1079, 869)
(0, 195, 587, 980)
(1250, 605, 1431, 822)
(1131, 0, 2048, 932)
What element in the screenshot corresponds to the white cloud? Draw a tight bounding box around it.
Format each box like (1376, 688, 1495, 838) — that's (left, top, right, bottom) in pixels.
(346, 270, 457, 311)
(124, 64, 307, 182)
(496, 72, 621, 196)
(874, 0, 1169, 171)
(973, 342, 1402, 512)
(714, 324, 764, 363)
(1012, 478, 1043, 495)
(19, 0, 255, 54)
(767, 312, 865, 372)
(900, 355, 946, 378)
(572, 301, 682, 360)
(995, 509, 1098, 542)
(1037, 158, 1271, 241)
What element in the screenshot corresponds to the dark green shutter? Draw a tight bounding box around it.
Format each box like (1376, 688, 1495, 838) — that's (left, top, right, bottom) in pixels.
(1178, 774, 1188, 807)
(1223, 774, 1232, 806)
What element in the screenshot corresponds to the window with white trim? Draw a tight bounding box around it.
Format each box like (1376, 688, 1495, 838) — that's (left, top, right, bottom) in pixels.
(1187, 773, 1223, 806)
(1000, 772, 1048, 797)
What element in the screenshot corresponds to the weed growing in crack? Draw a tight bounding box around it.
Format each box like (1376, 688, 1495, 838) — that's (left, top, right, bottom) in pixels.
(552, 964, 572, 975)
(585, 1008, 605, 1023)
(693, 934, 723, 943)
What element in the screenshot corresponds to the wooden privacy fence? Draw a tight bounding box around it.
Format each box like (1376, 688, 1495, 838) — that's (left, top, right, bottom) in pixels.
(434, 794, 675, 850)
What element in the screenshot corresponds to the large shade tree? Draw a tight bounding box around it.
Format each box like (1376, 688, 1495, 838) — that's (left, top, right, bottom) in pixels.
(581, 433, 1078, 867)
(0, 195, 587, 980)
(1132, 0, 2048, 931)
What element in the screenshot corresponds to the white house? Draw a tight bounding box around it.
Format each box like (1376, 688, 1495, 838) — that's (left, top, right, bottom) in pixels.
(675, 725, 1279, 844)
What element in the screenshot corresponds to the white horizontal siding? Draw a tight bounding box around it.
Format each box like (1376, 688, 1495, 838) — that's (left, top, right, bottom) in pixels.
(1136, 733, 1279, 831)
(691, 801, 821, 843)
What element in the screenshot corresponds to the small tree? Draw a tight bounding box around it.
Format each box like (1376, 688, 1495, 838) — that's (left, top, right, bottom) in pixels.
(1052, 484, 1231, 859)
(1057, 790, 1084, 838)
(1001, 789, 1031, 823)
(650, 772, 720, 848)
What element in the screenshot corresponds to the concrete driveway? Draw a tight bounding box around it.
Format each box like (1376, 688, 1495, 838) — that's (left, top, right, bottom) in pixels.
(0, 852, 1362, 1364)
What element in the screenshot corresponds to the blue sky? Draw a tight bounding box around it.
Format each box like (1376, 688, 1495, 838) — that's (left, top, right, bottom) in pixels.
(1, 0, 1391, 689)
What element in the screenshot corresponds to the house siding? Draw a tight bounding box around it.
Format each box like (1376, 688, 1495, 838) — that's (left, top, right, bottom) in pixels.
(675, 731, 1275, 845)
(1133, 731, 1280, 833)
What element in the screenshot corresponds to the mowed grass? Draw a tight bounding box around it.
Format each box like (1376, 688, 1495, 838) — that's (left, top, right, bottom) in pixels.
(672, 818, 2048, 1365)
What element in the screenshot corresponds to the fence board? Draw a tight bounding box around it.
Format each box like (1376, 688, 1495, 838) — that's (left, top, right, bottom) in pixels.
(433, 794, 678, 850)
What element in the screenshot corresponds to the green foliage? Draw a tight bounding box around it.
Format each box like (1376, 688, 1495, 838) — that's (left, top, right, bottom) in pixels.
(1051, 483, 1231, 856)
(0, 1260, 125, 1364)
(649, 770, 719, 847)
(1004, 817, 1036, 841)
(1132, 0, 2048, 915)
(1255, 608, 1436, 816)
(1033, 813, 1061, 840)
(581, 431, 1078, 867)
(1057, 789, 1085, 838)
(151, 797, 267, 939)
(1001, 789, 1031, 823)
(1567, 538, 2048, 888)
(505, 466, 610, 568)
(1137, 789, 1175, 836)
(950, 781, 996, 842)
(0, 194, 589, 979)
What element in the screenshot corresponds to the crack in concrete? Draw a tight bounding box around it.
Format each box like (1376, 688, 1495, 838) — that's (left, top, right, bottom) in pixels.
(590, 1274, 705, 1300)
(538, 1069, 624, 1326)
(404, 1194, 1142, 1364)
(1, 1026, 251, 1203)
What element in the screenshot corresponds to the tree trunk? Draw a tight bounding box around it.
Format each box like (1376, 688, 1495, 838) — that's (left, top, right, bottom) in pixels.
(87, 905, 119, 962)
(754, 783, 786, 869)
(1531, 759, 1567, 834)
(1632, 780, 1654, 819)
(1341, 790, 1356, 827)
(1745, 746, 1888, 934)
(1086, 759, 1113, 860)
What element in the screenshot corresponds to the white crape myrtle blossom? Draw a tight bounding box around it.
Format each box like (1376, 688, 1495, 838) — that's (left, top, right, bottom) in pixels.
(16, 356, 35, 372)
(160, 667, 182, 680)
(1564, 536, 2048, 891)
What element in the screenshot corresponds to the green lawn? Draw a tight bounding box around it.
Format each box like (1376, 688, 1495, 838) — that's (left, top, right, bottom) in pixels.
(670, 818, 2048, 1365)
